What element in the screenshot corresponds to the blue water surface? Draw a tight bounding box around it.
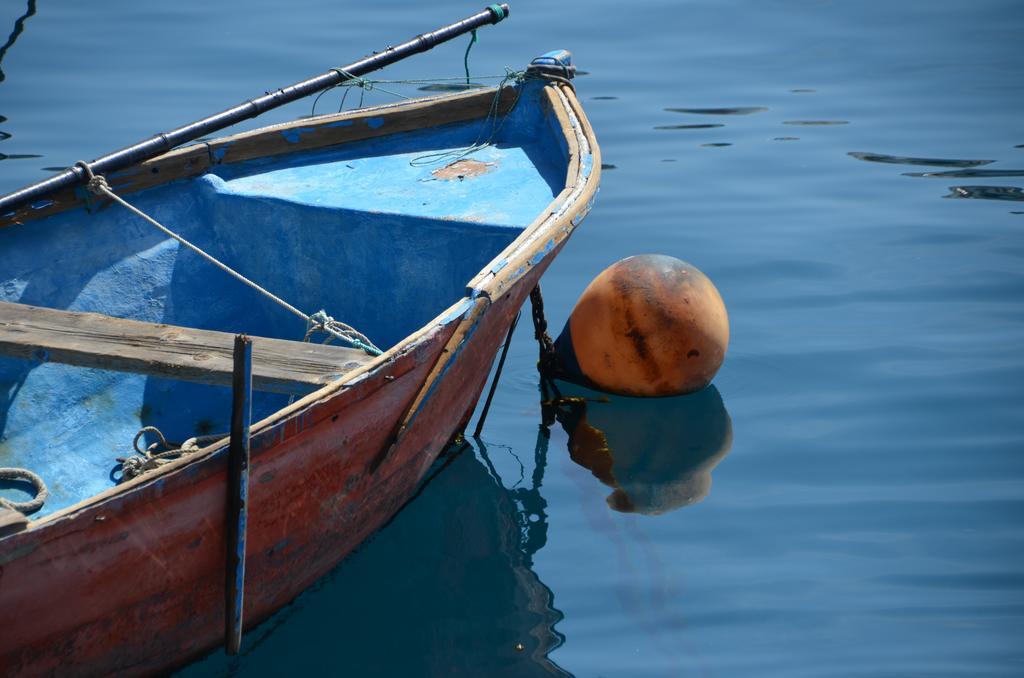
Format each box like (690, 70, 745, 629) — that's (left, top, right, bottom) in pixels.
(2, 0, 1023, 675)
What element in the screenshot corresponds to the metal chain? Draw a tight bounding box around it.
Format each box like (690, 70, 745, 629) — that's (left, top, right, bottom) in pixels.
(529, 285, 563, 402)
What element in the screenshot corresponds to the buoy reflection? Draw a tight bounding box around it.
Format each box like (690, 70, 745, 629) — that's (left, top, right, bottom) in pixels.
(545, 382, 732, 515)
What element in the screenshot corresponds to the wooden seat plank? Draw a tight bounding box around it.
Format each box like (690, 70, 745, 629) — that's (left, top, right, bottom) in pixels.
(0, 301, 374, 395)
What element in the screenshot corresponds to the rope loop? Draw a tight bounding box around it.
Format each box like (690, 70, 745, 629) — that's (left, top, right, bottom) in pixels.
(0, 467, 49, 514)
(329, 68, 369, 89)
(75, 160, 112, 196)
(117, 426, 224, 482)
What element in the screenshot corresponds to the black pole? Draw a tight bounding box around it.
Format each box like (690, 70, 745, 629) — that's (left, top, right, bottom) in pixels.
(225, 334, 253, 656)
(0, 4, 509, 215)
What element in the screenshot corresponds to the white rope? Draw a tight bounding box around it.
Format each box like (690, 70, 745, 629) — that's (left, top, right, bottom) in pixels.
(116, 426, 224, 481)
(75, 162, 382, 356)
(0, 467, 48, 514)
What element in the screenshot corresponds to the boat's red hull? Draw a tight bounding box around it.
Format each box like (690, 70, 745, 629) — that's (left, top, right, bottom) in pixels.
(0, 260, 551, 676)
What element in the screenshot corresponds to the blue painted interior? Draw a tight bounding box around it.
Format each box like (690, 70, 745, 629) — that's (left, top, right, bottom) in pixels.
(0, 82, 568, 517)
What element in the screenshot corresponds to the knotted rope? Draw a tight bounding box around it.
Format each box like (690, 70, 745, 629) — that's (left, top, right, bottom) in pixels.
(116, 426, 225, 481)
(0, 467, 48, 514)
(75, 162, 381, 356)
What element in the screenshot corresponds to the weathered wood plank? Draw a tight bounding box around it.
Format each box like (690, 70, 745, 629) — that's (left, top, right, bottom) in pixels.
(0, 301, 374, 394)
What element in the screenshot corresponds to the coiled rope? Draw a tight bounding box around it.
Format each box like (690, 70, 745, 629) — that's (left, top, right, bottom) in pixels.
(116, 426, 224, 481)
(0, 467, 48, 514)
(74, 162, 381, 356)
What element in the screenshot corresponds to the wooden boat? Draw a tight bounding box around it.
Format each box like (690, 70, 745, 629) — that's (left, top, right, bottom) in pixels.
(0, 49, 600, 674)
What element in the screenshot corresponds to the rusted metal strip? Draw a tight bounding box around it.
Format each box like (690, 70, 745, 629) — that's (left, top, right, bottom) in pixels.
(225, 334, 252, 655)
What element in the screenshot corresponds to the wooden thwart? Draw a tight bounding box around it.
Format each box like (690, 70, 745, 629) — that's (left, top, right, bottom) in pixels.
(0, 302, 374, 394)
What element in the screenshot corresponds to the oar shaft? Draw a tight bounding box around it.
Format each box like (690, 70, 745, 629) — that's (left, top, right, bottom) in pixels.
(0, 4, 509, 214)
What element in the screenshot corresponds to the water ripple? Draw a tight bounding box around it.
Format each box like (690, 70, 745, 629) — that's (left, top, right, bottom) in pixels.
(875, 572, 1024, 591)
(416, 83, 484, 92)
(0, 153, 42, 160)
(654, 123, 724, 130)
(665, 106, 767, 115)
(904, 169, 1024, 178)
(944, 186, 1024, 202)
(849, 152, 994, 167)
(783, 120, 849, 126)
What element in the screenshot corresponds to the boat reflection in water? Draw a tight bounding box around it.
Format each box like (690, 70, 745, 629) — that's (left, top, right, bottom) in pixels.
(179, 440, 569, 677)
(545, 382, 732, 515)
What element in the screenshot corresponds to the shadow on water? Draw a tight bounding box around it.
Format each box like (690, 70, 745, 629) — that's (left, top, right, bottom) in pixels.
(654, 123, 724, 130)
(543, 383, 732, 516)
(848, 151, 994, 168)
(665, 106, 767, 115)
(848, 151, 1024, 204)
(0, 0, 37, 84)
(179, 443, 571, 677)
(903, 169, 1024, 178)
(0, 1, 39, 163)
(944, 186, 1024, 202)
(417, 82, 488, 92)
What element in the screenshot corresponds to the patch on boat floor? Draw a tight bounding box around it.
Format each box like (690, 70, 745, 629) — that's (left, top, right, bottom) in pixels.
(431, 159, 494, 181)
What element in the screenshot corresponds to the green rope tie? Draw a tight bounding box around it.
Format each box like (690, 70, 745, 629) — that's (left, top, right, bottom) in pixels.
(488, 4, 507, 22)
(463, 29, 478, 86)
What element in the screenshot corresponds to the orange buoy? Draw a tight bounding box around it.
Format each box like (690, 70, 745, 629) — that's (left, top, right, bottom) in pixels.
(554, 255, 728, 397)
